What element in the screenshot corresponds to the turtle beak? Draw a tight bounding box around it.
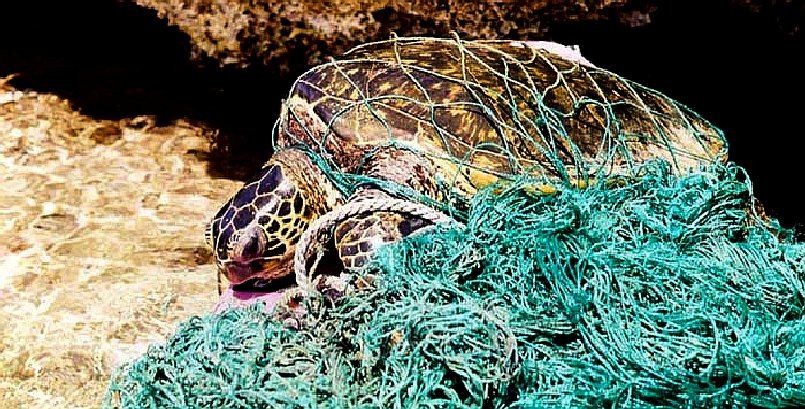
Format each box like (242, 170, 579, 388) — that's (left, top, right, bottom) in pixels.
(215, 259, 298, 314)
(221, 255, 292, 288)
(222, 260, 257, 286)
(223, 227, 272, 284)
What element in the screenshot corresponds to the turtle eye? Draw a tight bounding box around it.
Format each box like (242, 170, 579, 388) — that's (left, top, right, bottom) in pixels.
(234, 227, 267, 260)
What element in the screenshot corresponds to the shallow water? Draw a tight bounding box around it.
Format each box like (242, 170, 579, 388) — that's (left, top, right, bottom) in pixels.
(0, 84, 240, 408)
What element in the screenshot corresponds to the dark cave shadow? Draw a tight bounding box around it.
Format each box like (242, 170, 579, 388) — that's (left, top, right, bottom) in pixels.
(1, 1, 802, 231)
(550, 0, 804, 233)
(0, 0, 290, 180)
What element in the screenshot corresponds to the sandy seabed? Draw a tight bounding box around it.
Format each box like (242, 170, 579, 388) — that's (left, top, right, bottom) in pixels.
(0, 78, 241, 408)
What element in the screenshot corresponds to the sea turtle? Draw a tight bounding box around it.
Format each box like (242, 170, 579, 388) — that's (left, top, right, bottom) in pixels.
(207, 36, 726, 309)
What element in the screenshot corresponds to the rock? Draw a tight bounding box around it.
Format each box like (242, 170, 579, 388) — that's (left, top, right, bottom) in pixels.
(131, 0, 654, 69)
(131, 0, 801, 69)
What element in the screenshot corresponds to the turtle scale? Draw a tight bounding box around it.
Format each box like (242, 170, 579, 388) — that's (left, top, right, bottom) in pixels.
(279, 38, 727, 204)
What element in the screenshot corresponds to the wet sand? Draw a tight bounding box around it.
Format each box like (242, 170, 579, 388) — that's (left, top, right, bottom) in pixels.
(0, 80, 241, 408)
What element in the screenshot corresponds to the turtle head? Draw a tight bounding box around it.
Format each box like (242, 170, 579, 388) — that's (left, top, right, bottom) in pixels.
(206, 149, 342, 289)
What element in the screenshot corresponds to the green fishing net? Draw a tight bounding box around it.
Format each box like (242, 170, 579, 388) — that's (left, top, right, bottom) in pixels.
(104, 160, 805, 409)
(104, 37, 804, 408)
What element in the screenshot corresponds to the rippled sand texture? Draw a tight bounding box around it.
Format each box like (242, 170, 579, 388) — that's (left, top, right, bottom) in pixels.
(0, 78, 241, 408)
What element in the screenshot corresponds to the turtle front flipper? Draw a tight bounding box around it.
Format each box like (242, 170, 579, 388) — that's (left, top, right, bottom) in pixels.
(294, 188, 460, 291)
(333, 211, 432, 272)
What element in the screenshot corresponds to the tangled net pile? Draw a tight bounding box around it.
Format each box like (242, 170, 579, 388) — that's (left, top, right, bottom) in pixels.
(105, 162, 805, 408)
(104, 37, 805, 408)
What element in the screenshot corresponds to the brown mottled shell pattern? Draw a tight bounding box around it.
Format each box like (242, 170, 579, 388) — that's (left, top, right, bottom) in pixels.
(278, 37, 727, 202)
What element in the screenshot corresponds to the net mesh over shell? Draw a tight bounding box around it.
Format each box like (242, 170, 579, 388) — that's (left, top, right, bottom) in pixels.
(103, 37, 805, 408)
(276, 36, 727, 217)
